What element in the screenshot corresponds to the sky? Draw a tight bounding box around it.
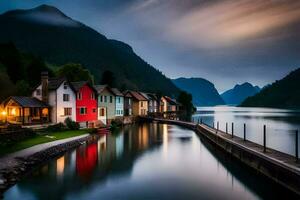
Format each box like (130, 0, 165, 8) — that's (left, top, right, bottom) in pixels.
(1, 0, 300, 92)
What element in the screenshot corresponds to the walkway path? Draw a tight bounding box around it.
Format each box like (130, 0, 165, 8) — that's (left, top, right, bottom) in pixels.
(0, 134, 89, 170)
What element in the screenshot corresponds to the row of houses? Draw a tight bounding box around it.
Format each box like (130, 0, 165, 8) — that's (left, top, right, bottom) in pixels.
(0, 72, 180, 128)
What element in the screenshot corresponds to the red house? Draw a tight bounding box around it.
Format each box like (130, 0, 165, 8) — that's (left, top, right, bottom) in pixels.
(71, 82, 98, 128)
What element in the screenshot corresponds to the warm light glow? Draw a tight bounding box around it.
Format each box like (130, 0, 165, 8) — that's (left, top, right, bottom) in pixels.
(11, 108, 16, 116)
(1, 111, 6, 116)
(57, 156, 65, 176)
(42, 108, 48, 116)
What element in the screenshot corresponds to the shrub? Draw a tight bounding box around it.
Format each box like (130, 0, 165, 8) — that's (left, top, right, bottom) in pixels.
(46, 123, 66, 132)
(65, 117, 80, 130)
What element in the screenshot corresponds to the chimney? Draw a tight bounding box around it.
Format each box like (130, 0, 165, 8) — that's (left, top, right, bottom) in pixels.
(41, 71, 49, 103)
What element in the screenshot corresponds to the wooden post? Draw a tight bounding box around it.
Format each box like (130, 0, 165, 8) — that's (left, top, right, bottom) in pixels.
(263, 125, 266, 153)
(231, 122, 234, 138)
(296, 130, 299, 161)
(217, 121, 219, 131)
(226, 122, 228, 134)
(243, 123, 246, 141)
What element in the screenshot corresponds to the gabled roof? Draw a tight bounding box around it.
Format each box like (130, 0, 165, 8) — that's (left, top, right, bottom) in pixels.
(163, 96, 179, 105)
(71, 81, 97, 93)
(123, 91, 133, 98)
(126, 91, 147, 101)
(111, 88, 124, 96)
(48, 77, 66, 90)
(4, 96, 49, 108)
(139, 92, 150, 100)
(145, 93, 158, 100)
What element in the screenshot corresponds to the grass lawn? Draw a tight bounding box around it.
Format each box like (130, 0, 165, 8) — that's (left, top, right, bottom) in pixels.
(0, 129, 88, 156)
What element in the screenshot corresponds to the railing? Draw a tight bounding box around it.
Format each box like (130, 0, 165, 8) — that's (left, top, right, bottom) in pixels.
(192, 117, 299, 161)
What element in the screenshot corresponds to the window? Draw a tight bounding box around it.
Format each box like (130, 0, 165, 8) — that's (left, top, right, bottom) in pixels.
(100, 95, 103, 102)
(36, 89, 41, 96)
(121, 110, 123, 115)
(104, 96, 107, 103)
(141, 101, 143, 107)
(77, 92, 82, 100)
(110, 96, 113, 103)
(93, 108, 96, 113)
(100, 108, 105, 117)
(91, 93, 95, 100)
(128, 99, 131, 105)
(63, 94, 70, 102)
(80, 107, 87, 115)
(63, 82, 68, 89)
(64, 108, 72, 116)
(118, 97, 121, 103)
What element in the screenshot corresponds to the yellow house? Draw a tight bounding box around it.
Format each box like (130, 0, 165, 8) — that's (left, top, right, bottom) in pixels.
(124, 91, 148, 116)
(160, 96, 179, 112)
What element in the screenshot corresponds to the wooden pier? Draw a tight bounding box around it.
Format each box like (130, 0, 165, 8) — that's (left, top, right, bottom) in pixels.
(142, 117, 300, 196)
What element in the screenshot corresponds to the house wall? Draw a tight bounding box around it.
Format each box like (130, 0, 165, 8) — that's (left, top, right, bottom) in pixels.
(97, 88, 115, 120)
(115, 96, 124, 117)
(139, 100, 148, 115)
(124, 97, 132, 116)
(56, 82, 76, 123)
(32, 85, 42, 101)
(76, 84, 97, 124)
(132, 100, 140, 116)
(161, 98, 168, 112)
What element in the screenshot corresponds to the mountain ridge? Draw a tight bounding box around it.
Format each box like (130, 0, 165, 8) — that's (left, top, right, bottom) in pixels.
(172, 77, 225, 106)
(0, 4, 179, 96)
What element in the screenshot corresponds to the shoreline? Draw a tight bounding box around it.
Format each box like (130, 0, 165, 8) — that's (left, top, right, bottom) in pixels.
(0, 133, 99, 197)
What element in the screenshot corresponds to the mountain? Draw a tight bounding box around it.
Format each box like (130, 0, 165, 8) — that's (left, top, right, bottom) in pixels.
(221, 82, 260, 105)
(240, 68, 300, 108)
(0, 5, 179, 96)
(172, 78, 225, 106)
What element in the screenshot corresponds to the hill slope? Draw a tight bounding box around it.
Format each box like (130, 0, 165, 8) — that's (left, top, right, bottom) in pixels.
(172, 78, 224, 106)
(0, 5, 179, 96)
(221, 82, 260, 105)
(240, 68, 300, 108)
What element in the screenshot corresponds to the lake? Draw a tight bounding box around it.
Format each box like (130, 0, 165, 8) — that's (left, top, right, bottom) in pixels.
(193, 106, 300, 156)
(3, 123, 297, 199)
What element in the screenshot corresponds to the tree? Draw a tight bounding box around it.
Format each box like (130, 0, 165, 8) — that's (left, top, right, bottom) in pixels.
(0, 71, 16, 101)
(15, 80, 30, 96)
(56, 63, 94, 83)
(177, 91, 195, 114)
(101, 70, 115, 87)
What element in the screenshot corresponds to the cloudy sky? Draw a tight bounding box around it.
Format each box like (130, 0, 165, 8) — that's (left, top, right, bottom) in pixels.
(1, 0, 300, 92)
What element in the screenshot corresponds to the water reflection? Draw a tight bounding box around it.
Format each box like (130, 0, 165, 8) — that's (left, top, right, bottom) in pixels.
(193, 106, 300, 155)
(4, 123, 298, 200)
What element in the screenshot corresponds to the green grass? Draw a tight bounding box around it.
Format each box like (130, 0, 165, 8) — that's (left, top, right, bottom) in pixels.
(0, 129, 88, 156)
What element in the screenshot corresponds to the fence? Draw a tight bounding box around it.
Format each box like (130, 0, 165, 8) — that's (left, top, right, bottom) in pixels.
(193, 117, 299, 161)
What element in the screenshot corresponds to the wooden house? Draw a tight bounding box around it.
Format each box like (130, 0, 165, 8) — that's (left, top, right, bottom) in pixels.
(94, 85, 116, 125)
(124, 91, 148, 116)
(160, 96, 179, 112)
(32, 72, 76, 124)
(71, 81, 98, 128)
(123, 92, 133, 116)
(2, 96, 50, 125)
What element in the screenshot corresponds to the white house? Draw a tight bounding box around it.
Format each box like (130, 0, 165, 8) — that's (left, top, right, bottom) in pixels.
(32, 73, 76, 124)
(111, 88, 124, 117)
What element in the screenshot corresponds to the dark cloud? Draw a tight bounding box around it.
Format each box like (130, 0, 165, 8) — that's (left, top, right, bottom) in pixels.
(1, 0, 300, 92)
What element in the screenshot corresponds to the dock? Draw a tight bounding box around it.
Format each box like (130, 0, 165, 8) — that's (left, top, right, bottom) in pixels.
(144, 117, 300, 196)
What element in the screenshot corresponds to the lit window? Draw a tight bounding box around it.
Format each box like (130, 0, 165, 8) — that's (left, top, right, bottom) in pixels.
(64, 108, 72, 116)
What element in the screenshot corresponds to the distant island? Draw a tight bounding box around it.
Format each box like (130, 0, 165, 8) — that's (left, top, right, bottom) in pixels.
(221, 82, 260, 105)
(241, 68, 300, 108)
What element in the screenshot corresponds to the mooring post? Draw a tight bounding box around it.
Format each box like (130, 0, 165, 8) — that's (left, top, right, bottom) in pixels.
(200, 118, 203, 124)
(243, 123, 246, 141)
(226, 122, 228, 134)
(296, 130, 299, 161)
(217, 121, 219, 134)
(263, 125, 266, 153)
(231, 122, 234, 138)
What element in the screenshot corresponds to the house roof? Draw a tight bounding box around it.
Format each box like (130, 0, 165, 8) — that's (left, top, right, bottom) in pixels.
(123, 91, 133, 98)
(5, 96, 49, 108)
(127, 91, 147, 101)
(48, 77, 66, 90)
(71, 81, 97, 93)
(164, 96, 179, 105)
(145, 93, 158, 100)
(111, 88, 124, 96)
(139, 92, 150, 100)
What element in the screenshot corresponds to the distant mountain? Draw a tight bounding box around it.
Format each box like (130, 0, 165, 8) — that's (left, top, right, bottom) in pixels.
(221, 82, 260, 105)
(241, 68, 300, 108)
(172, 78, 225, 106)
(0, 5, 179, 96)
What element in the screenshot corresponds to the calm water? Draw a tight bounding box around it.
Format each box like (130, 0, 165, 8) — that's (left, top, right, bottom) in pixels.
(4, 123, 298, 200)
(193, 106, 300, 156)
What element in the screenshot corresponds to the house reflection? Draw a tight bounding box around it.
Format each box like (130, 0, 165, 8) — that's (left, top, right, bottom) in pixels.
(76, 143, 98, 181)
(56, 156, 65, 177)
